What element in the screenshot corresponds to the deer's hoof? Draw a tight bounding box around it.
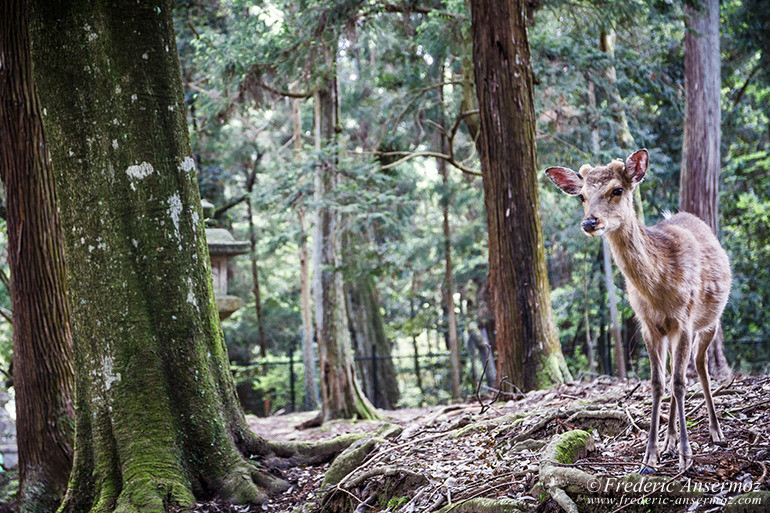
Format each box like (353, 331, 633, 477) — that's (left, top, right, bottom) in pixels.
(710, 427, 725, 443)
(661, 449, 677, 460)
(638, 465, 656, 475)
(678, 454, 693, 473)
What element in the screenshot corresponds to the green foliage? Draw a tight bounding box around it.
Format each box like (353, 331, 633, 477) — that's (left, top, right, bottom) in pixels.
(233, 355, 306, 415)
(167, 0, 770, 411)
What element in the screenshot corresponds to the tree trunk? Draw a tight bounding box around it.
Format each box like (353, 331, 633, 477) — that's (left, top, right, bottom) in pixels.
(437, 75, 462, 400)
(0, 2, 75, 510)
(603, 239, 626, 378)
(345, 276, 400, 410)
(298, 207, 319, 411)
(680, 0, 730, 380)
(599, 30, 645, 223)
(592, 40, 630, 378)
(470, 0, 572, 392)
(311, 42, 377, 422)
(245, 166, 266, 358)
(293, 96, 320, 411)
(28, 2, 288, 510)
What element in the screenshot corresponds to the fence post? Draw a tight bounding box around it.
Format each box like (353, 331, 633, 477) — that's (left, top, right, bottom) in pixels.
(289, 348, 296, 413)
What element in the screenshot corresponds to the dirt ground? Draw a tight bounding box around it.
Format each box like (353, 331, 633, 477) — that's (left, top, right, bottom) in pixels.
(189, 375, 770, 512)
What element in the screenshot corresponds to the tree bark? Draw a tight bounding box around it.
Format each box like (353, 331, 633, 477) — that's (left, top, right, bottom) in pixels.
(345, 275, 400, 410)
(311, 42, 377, 422)
(28, 2, 288, 510)
(592, 38, 631, 378)
(245, 165, 266, 358)
(437, 75, 462, 400)
(0, 1, 75, 510)
(680, 0, 730, 379)
(293, 96, 320, 411)
(470, 0, 572, 392)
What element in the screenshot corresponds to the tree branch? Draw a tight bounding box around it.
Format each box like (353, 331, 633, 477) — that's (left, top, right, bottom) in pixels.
(214, 195, 248, 218)
(376, 151, 481, 177)
(257, 81, 313, 99)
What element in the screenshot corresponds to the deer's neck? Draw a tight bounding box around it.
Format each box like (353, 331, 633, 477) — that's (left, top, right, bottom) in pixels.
(605, 218, 661, 298)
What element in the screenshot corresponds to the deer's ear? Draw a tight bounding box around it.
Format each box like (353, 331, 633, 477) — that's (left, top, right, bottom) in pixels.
(625, 149, 649, 187)
(545, 167, 583, 195)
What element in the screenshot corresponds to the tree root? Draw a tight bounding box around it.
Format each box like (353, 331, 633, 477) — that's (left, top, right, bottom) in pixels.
(538, 430, 703, 513)
(437, 497, 527, 513)
(509, 407, 629, 443)
(321, 437, 381, 488)
(263, 433, 364, 468)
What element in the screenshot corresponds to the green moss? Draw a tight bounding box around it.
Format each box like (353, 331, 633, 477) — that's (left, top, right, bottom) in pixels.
(723, 491, 770, 513)
(386, 497, 409, 508)
(536, 352, 573, 389)
(543, 430, 594, 465)
(437, 498, 526, 512)
(321, 437, 379, 488)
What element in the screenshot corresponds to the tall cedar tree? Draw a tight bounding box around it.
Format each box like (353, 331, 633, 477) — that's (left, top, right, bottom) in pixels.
(680, 0, 730, 378)
(24, 1, 359, 510)
(470, 0, 572, 391)
(311, 40, 378, 422)
(0, 1, 75, 510)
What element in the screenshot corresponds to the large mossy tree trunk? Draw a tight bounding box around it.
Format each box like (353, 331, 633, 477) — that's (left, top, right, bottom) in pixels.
(470, 0, 572, 392)
(0, 1, 75, 510)
(28, 2, 286, 511)
(311, 42, 377, 423)
(680, 0, 730, 379)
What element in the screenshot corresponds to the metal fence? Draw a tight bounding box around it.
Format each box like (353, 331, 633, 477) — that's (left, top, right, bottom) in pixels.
(232, 348, 476, 416)
(233, 338, 769, 416)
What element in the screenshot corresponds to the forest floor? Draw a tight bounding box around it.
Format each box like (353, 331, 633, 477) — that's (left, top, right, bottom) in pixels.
(229, 374, 770, 513)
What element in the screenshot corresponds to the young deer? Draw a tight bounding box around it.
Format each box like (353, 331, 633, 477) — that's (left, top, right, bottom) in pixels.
(546, 149, 731, 473)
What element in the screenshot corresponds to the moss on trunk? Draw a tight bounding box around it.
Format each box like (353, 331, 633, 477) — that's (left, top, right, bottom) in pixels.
(27, 2, 284, 511)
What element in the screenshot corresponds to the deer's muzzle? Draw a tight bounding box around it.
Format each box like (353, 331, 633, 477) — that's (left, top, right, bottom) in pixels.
(582, 216, 599, 234)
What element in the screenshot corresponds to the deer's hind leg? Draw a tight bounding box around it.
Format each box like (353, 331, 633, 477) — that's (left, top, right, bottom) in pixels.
(696, 324, 725, 443)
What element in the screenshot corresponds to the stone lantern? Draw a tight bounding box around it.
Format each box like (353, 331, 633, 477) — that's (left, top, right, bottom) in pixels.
(201, 200, 250, 319)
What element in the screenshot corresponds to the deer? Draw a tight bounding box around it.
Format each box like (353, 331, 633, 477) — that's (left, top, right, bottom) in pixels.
(545, 149, 731, 474)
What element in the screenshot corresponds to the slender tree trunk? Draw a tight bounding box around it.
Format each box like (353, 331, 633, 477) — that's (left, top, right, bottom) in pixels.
(293, 96, 320, 411)
(298, 207, 319, 410)
(245, 165, 266, 358)
(583, 256, 596, 374)
(592, 43, 629, 378)
(0, 2, 75, 509)
(680, 0, 730, 379)
(603, 240, 626, 378)
(437, 75, 462, 400)
(409, 281, 424, 395)
(470, 0, 571, 392)
(311, 42, 377, 422)
(28, 2, 293, 509)
(599, 30, 645, 223)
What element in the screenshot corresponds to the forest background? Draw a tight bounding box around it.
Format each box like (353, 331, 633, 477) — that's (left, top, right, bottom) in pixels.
(1, 0, 768, 413)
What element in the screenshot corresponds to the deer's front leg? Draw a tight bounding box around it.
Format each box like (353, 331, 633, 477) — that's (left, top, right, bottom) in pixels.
(662, 379, 678, 457)
(671, 327, 694, 471)
(641, 331, 666, 474)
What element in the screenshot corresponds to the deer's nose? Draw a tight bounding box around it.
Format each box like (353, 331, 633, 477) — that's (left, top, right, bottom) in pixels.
(582, 216, 598, 233)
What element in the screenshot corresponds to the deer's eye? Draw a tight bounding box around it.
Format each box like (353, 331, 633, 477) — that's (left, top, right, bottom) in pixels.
(577, 194, 585, 203)
(612, 187, 623, 197)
